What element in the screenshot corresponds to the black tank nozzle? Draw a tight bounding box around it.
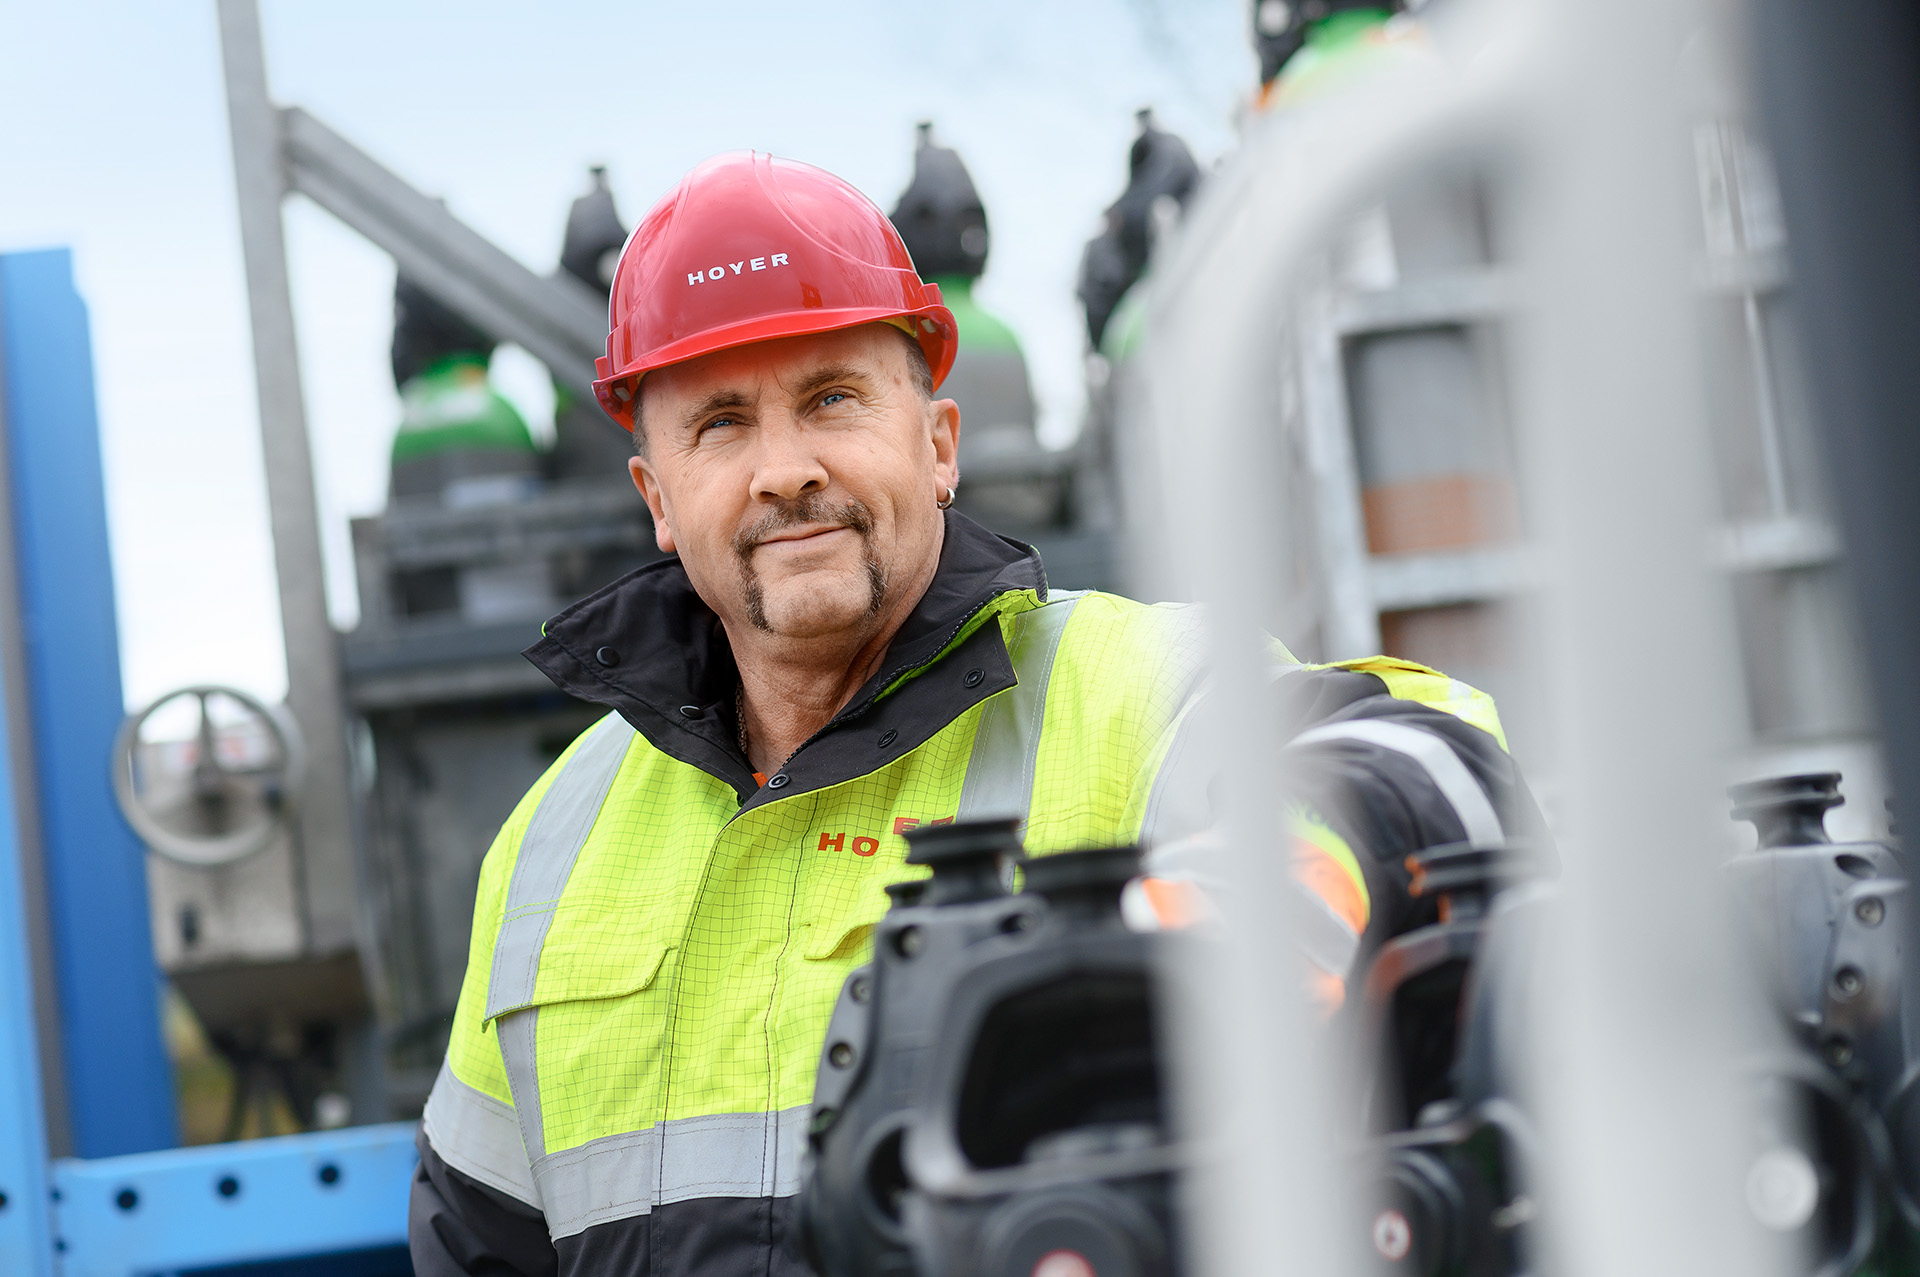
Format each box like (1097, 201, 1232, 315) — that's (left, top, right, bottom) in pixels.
(904, 818, 1022, 906)
(1018, 845, 1142, 922)
(1730, 772, 1844, 849)
(889, 121, 990, 280)
(560, 165, 627, 295)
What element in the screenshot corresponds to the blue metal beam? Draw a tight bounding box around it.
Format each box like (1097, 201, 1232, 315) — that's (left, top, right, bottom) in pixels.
(0, 250, 176, 1157)
(0, 249, 418, 1276)
(0, 252, 62, 1277)
(0, 517, 55, 1272)
(51, 1121, 417, 1276)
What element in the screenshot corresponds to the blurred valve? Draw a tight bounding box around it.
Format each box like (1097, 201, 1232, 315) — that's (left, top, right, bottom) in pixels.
(111, 685, 306, 867)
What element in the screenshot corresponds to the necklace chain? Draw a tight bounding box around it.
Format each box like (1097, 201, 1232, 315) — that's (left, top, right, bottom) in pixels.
(736, 680, 800, 775)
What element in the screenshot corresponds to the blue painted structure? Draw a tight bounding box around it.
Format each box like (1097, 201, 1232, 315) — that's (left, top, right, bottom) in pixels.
(0, 592, 55, 1273)
(52, 1121, 417, 1276)
(0, 250, 416, 1273)
(0, 249, 177, 1158)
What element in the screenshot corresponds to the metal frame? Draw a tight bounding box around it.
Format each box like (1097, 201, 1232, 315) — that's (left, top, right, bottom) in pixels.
(1750, 0, 1920, 845)
(1293, 128, 1843, 671)
(0, 248, 418, 1275)
(0, 255, 70, 1171)
(0, 442, 54, 1263)
(214, 0, 620, 965)
(279, 107, 608, 403)
(1140, 1, 1787, 1272)
(0, 251, 177, 1161)
(217, 0, 361, 961)
(49, 1122, 416, 1277)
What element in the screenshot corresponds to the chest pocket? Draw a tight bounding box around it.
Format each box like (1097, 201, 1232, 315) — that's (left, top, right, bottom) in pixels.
(803, 917, 878, 962)
(485, 890, 690, 1026)
(797, 860, 928, 961)
(483, 715, 708, 1024)
(531, 907, 678, 1006)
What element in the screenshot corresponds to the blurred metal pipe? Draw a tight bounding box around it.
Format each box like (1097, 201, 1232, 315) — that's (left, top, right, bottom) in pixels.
(279, 107, 609, 405)
(1137, 0, 1784, 1272)
(216, 0, 362, 957)
(1749, 1, 1920, 887)
(1139, 21, 1522, 1277)
(1505, 0, 1783, 1271)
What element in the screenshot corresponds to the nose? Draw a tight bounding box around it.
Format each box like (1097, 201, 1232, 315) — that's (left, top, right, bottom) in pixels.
(748, 411, 829, 504)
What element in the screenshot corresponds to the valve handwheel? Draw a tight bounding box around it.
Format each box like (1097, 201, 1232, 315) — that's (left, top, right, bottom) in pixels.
(111, 685, 306, 867)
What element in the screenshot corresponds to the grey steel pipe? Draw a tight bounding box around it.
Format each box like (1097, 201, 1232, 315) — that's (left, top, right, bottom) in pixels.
(1135, 0, 1787, 1273)
(1750, 0, 1920, 975)
(216, 0, 361, 956)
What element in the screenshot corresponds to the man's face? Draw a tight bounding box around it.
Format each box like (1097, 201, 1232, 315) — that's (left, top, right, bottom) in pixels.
(628, 325, 960, 643)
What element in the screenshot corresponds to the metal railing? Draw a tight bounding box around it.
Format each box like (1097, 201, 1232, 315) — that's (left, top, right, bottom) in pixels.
(1137, 0, 1801, 1271)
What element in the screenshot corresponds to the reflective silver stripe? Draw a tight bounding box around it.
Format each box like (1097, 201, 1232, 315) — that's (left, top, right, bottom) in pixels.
(485, 715, 635, 1178)
(496, 1007, 547, 1163)
(1289, 718, 1504, 845)
(657, 1105, 805, 1204)
(421, 1058, 539, 1206)
(1291, 886, 1362, 977)
(486, 714, 636, 1022)
(532, 1106, 811, 1241)
(956, 593, 1085, 824)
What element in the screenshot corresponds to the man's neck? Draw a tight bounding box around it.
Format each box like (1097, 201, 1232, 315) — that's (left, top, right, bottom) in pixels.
(732, 630, 894, 776)
(729, 557, 941, 778)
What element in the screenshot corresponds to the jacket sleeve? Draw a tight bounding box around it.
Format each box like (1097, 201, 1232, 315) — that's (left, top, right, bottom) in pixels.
(1272, 665, 1546, 950)
(410, 1126, 557, 1277)
(1136, 660, 1544, 964)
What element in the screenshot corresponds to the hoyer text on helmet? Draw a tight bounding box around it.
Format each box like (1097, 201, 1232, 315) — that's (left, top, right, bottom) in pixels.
(688, 254, 790, 286)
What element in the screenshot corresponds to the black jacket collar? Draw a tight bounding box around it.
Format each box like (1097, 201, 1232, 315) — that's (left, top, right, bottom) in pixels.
(524, 510, 1047, 807)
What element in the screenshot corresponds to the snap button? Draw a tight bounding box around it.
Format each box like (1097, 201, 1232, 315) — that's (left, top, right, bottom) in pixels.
(878, 729, 898, 748)
(767, 773, 791, 790)
(678, 704, 702, 719)
(962, 668, 984, 688)
(594, 646, 620, 667)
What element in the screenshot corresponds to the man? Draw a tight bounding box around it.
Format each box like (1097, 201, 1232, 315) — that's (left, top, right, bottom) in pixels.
(410, 151, 1529, 1275)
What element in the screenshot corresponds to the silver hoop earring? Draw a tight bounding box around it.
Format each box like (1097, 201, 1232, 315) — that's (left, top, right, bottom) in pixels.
(937, 486, 956, 510)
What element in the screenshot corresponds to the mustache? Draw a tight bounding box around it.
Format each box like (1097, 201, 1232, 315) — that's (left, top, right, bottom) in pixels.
(731, 495, 876, 559)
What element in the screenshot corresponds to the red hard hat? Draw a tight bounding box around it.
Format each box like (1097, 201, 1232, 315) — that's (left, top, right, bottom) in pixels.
(593, 151, 959, 430)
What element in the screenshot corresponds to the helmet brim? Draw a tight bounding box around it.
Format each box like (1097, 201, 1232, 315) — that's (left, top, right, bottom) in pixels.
(593, 302, 957, 430)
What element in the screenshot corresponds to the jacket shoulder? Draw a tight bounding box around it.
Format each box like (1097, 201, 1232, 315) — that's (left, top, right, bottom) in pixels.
(1311, 654, 1507, 750)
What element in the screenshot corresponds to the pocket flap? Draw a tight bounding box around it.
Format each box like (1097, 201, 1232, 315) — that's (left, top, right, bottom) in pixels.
(802, 921, 874, 962)
(800, 873, 916, 961)
(531, 938, 673, 1008)
(485, 894, 678, 1024)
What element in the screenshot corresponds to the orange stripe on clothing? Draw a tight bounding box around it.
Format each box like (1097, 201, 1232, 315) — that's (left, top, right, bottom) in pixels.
(1140, 877, 1205, 930)
(1292, 839, 1369, 934)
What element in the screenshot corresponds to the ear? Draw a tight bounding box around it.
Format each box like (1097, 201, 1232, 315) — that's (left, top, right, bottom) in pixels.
(929, 397, 960, 497)
(629, 455, 677, 554)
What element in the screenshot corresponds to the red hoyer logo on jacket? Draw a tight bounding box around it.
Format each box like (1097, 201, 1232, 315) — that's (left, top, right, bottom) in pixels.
(687, 253, 789, 286)
(817, 816, 953, 857)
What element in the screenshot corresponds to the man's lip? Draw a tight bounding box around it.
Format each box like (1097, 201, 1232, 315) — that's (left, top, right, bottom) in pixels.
(753, 524, 852, 548)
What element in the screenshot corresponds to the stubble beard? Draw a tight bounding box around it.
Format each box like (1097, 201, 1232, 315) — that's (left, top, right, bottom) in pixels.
(733, 495, 888, 634)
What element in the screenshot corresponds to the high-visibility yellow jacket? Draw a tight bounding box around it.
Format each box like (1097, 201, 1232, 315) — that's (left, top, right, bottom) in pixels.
(409, 513, 1523, 1276)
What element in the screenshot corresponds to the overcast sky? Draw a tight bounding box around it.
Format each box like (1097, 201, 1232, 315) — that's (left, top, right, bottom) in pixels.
(0, 1, 1254, 708)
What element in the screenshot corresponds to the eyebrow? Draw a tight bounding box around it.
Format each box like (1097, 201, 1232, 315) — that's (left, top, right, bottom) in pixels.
(677, 362, 872, 430)
(791, 363, 868, 401)
(680, 388, 752, 428)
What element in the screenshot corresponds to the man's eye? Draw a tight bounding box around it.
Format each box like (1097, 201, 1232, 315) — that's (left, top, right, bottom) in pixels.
(701, 416, 738, 434)
(819, 392, 848, 408)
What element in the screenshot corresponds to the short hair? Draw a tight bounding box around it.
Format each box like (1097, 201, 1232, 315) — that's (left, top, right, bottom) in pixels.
(633, 323, 933, 456)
